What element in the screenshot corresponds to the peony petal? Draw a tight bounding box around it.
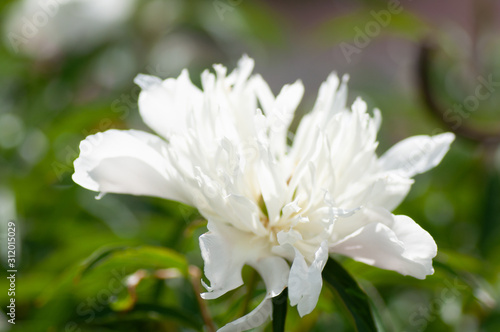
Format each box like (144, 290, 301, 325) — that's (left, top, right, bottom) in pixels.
(257, 147, 287, 223)
(331, 212, 437, 279)
(251, 74, 274, 116)
(251, 74, 304, 157)
(200, 222, 268, 300)
(366, 173, 414, 211)
(134, 70, 202, 139)
(288, 242, 328, 317)
(218, 297, 272, 332)
(251, 256, 289, 297)
(379, 132, 455, 178)
(269, 80, 304, 155)
(218, 256, 289, 332)
(310, 73, 341, 116)
(226, 55, 255, 91)
(391, 215, 437, 268)
(72, 129, 189, 203)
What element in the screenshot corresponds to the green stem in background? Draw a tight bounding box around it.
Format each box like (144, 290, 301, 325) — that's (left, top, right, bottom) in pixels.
(189, 265, 216, 332)
(272, 288, 288, 332)
(151, 278, 165, 304)
(240, 269, 259, 316)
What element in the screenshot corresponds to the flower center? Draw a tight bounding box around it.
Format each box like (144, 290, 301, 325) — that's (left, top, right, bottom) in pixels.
(256, 191, 302, 245)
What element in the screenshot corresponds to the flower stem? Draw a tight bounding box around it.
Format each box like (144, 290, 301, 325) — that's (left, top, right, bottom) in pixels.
(272, 288, 288, 332)
(189, 265, 216, 332)
(240, 268, 259, 316)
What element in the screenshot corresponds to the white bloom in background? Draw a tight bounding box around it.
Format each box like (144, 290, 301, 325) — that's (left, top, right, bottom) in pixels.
(4, 0, 135, 58)
(73, 56, 454, 331)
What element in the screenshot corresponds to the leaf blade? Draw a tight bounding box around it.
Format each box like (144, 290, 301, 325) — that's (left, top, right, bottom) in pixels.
(322, 258, 377, 332)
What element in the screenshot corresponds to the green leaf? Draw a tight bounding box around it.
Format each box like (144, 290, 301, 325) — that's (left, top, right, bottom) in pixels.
(322, 258, 377, 332)
(272, 288, 288, 332)
(37, 245, 189, 307)
(78, 245, 127, 277)
(78, 245, 189, 279)
(91, 303, 203, 330)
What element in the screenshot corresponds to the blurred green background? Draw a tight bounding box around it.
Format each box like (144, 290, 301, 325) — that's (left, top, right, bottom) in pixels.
(1, 0, 500, 331)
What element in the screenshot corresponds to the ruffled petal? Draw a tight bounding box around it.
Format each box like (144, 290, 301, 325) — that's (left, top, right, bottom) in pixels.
(366, 173, 414, 211)
(200, 219, 289, 332)
(218, 256, 289, 332)
(379, 133, 455, 178)
(257, 147, 288, 223)
(72, 129, 189, 203)
(252, 75, 304, 157)
(331, 212, 437, 279)
(134, 70, 202, 139)
(218, 297, 272, 332)
(288, 241, 328, 317)
(200, 222, 268, 300)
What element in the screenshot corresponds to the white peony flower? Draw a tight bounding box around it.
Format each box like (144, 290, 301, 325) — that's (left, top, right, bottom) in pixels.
(73, 56, 454, 331)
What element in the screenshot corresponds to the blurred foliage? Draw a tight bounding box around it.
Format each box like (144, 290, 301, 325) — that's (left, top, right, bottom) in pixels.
(1, 0, 500, 331)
